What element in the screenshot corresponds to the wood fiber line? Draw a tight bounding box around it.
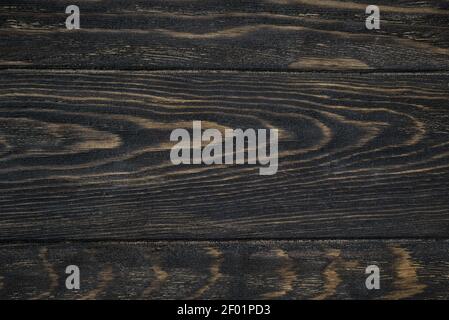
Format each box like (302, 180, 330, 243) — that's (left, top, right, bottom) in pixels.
(0, 71, 449, 239)
(260, 249, 297, 299)
(0, 0, 448, 70)
(0, 241, 448, 299)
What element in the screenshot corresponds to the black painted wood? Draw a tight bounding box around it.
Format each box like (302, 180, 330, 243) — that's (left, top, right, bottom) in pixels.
(0, 0, 448, 70)
(0, 70, 448, 240)
(1, 1, 449, 300)
(0, 240, 447, 300)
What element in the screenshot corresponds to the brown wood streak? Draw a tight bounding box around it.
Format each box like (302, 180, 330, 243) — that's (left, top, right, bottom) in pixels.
(269, 0, 447, 14)
(312, 249, 359, 300)
(261, 249, 297, 299)
(383, 246, 426, 299)
(79, 265, 114, 300)
(32, 247, 59, 300)
(312, 249, 342, 300)
(0, 0, 448, 70)
(141, 256, 169, 298)
(189, 247, 223, 299)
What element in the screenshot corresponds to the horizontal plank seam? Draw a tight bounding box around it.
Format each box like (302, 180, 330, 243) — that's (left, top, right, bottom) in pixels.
(1, 67, 449, 75)
(1, 238, 449, 244)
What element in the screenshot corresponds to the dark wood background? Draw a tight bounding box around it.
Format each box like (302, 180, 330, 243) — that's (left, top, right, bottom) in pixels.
(0, 0, 449, 299)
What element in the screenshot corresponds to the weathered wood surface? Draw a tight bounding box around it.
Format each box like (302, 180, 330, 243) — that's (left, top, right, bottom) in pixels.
(0, 240, 447, 300)
(1, 0, 449, 70)
(1, 70, 448, 240)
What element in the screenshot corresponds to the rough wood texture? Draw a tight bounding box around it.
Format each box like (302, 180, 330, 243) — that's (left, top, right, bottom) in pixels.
(2, 0, 449, 301)
(1, 70, 449, 240)
(1, 0, 449, 70)
(0, 240, 447, 300)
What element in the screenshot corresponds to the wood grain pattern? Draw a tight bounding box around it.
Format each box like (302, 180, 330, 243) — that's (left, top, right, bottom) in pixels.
(1, 0, 449, 70)
(1, 70, 449, 240)
(0, 240, 448, 299)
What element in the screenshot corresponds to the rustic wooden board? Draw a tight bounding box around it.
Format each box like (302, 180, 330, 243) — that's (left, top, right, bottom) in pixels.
(0, 240, 448, 299)
(1, 70, 449, 240)
(1, 0, 449, 70)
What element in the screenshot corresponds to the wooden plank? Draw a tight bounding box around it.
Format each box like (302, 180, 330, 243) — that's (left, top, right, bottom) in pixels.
(1, 0, 449, 70)
(0, 70, 449, 239)
(0, 240, 448, 299)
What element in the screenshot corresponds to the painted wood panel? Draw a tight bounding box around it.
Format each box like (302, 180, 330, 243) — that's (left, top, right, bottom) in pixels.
(0, 71, 448, 239)
(0, 240, 447, 299)
(0, 1, 448, 70)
